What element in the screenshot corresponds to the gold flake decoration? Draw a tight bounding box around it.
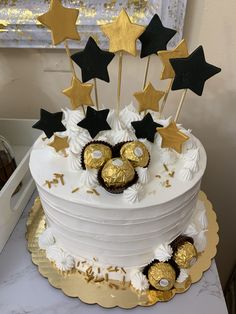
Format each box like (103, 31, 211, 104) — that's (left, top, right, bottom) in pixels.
(48, 135, 69, 153)
(37, 0, 80, 46)
(100, 9, 145, 56)
(157, 122, 189, 154)
(62, 76, 94, 110)
(158, 39, 189, 80)
(26, 191, 218, 308)
(134, 82, 165, 113)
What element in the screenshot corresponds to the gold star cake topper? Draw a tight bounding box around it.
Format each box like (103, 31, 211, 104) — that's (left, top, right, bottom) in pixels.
(157, 121, 189, 153)
(134, 82, 165, 113)
(100, 9, 145, 56)
(48, 135, 69, 153)
(158, 39, 189, 80)
(62, 76, 94, 110)
(37, 0, 80, 46)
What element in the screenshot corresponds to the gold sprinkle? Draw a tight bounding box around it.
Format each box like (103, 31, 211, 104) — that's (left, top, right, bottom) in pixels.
(77, 261, 80, 267)
(105, 273, 109, 281)
(92, 188, 100, 196)
(98, 267, 101, 274)
(94, 277, 104, 283)
(93, 257, 98, 261)
(122, 275, 126, 284)
(72, 187, 79, 193)
(86, 275, 94, 283)
(121, 267, 126, 274)
(163, 164, 169, 172)
(45, 180, 52, 189)
(81, 261, 86, 265)
(107, 266, 113, 271)
(52, 178, 59, 184)
(42, 137, 47, 141)
(77, 270, 81, 274)
(60, 176, 65, 186)
(86, 190, 94, 194)
(86, 266, 92, 274)
(169, 171, 175, 178)
(155, 174, 161, 178)
(109, 283, 119, 290)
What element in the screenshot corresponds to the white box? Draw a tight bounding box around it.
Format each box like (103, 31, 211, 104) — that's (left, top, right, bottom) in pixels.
(0, 119, 40, 253)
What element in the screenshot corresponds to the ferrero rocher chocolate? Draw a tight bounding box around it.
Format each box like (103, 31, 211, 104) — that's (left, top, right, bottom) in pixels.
(173, 241, 197, 269)
(120, 141, 149, 168)
(148, 262, 176, 291)
(84, 143, 112, 169)
(101, 158, 135, 188)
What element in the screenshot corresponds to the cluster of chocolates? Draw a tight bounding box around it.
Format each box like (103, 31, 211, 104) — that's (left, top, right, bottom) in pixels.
(82, 140, 150, 193)
(145, 236, 197, 291)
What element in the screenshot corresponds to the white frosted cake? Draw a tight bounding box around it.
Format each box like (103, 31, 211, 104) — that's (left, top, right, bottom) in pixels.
(29, 105, 209, 290)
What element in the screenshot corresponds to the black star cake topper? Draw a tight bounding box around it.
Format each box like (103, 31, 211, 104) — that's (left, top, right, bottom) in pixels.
(71, 37, 115, 83)
(139, 14, 177, 58)
(32, 109, 66, 138)
(78, 106, 111, 138)
(131, 113, 162, 143)
(170, 45, 221, 96)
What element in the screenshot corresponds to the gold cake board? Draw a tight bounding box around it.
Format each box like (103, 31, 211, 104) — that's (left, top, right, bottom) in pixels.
(26, 191, 219, 309)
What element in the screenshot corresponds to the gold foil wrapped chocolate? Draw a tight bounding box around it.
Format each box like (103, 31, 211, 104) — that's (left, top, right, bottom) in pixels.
(173, 242, 197, 268)
(148, 262, 176, 291)
(101, 158, 135, 188)
(120, 141, 149, 168)
(84, 143, 112, 169)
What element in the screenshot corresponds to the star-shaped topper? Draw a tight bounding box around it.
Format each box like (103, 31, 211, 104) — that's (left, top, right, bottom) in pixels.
(32, 109, 66, 138)
(48, 135, 69, 153)
(139, 14, 177, 58)
(134, 82, 165, 113)
(170, 45, 221, 96)
(37, 0, 80, 46)
(157, 121, 189, 153)
(78, 106, 111, 138)
(71, 37, 115, 83)
(62, 76, 94, 110)
(100, 9, 145, 56)
(158, 39, 189, 80)
(131, 113, 162, 143)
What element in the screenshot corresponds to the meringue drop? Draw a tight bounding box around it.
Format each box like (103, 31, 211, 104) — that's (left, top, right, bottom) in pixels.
(136, 167, 149, 184)
(79, 169, 98, 188)
(178, 168, 193, 181)
(176, 269, 189, 283)
(160, 149, 177, 165)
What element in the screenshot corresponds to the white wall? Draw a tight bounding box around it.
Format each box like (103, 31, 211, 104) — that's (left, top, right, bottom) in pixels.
(0, 0, 235, 287)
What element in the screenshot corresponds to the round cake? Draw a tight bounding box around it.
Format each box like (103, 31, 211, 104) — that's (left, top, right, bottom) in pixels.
(30, 106, 208, 287)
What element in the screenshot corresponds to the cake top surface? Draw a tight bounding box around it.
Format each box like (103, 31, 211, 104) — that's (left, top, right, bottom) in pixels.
(30, 105, 207, 209)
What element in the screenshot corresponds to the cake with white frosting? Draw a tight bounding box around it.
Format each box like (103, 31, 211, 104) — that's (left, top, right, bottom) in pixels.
(30, 104, 209, 290)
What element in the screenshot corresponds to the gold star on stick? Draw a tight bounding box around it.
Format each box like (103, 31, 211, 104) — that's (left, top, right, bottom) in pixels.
(37, 0, 80, 46)
(62, 76, 94, 110)
(48, 135, 69, 153)
(100, 9, 145, 56)
(157, 121, 189, 153)
(134, 82, 165, 113)
(158, 39, 189, 80)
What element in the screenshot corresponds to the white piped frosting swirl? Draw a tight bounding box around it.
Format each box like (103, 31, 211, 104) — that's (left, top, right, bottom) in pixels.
(79, 169, 98, 188)
(38, 228, 55, 249)
(130, 271, 149, 291)
(154, 243, 173, 262)
(123, 183, 143, 203)
(136, 167, 149, 184)
(178, 168, 193, 181)
(160, 149, 177, 165)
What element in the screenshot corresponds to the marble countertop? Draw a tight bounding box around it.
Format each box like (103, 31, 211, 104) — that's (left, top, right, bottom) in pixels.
(0, 191, 228, 314)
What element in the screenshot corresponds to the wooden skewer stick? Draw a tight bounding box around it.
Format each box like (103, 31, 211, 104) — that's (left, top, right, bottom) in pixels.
(159, 78, 174, 116)
(93, 78, 99, 110)
(64, 40, 85, 115)
(117, 51, 123, 117)
(174, 89, 188, 122)
(143, 55, 151, 90)
(142, 55, 151, 116)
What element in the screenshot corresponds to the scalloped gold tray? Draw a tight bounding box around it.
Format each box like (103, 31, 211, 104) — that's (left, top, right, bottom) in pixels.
(26, 191, 219, 308)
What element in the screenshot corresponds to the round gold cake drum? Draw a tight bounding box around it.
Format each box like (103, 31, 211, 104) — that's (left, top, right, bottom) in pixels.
(26, 191, 219, 308)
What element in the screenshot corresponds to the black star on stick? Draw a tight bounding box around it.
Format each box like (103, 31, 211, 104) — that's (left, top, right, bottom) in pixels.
(139, 14, 177, 58)
(131, 113, 162, 143)
(78, 106, 111, 138)
(170, 45, 221, 96)
(71, 37, 115, 83)
(32, 109, 66, 138)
